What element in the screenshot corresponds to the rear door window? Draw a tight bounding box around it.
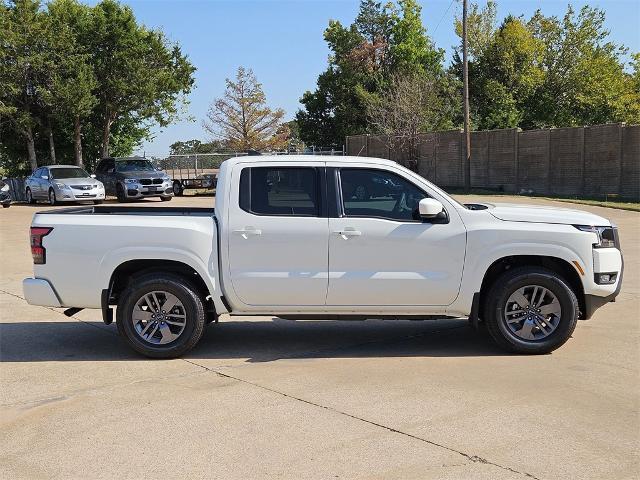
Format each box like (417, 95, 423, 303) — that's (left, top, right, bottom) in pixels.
(239, 167, 319, 216)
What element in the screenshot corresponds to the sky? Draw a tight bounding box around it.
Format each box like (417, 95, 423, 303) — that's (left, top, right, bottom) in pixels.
(116, 0, 640, 156)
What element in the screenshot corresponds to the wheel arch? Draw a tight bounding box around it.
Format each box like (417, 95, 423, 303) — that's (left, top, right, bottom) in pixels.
(478, 255, 585, 319)
(107, 259, 219, 320)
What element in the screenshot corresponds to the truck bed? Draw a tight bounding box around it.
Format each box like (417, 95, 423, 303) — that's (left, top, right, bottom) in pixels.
(36, 205, 215, 216)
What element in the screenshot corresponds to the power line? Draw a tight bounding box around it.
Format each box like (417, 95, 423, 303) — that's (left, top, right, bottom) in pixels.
(433, 0, 456, 36)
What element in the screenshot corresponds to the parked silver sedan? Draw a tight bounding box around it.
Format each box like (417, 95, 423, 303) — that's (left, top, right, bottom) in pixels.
(25, 165, 106, 205)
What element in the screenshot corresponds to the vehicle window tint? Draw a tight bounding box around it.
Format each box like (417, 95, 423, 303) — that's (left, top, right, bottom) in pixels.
(97, 159, 114, 173)
(33, 168, 43, 178)
(41, 168, 50, 178)
(239, 167, 319, 216)
(339, 168, 427, 221)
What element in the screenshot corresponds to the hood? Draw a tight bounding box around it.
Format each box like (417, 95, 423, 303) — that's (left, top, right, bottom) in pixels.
(116, 170, 165, 179)
(485, 202, 611, 226)
(55, 177, 100, 186)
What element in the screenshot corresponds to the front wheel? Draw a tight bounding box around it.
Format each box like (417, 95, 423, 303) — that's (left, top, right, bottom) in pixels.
(116, 273, 207, 358)
(116, 184, 127, 203)
(48, 189, 57, 206)
(2, 203, 9, 208)
(484, 267, 579, 354)
(160, 196, 172, 202)
(173, 181, 184, 196)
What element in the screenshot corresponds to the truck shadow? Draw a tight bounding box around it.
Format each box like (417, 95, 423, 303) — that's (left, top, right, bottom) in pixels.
(0, 317, 507, 363)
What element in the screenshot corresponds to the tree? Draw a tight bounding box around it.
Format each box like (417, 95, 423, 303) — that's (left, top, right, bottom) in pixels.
(365, 72, 458, 165)
(203, 67, 287, 151)
(0, 0, 53, 170)
(46, 0, 97, 167)
(454, 0, 497, 60)
(296, 0, 445, 147)
(89, 0, 195, 158)
(169, 139, 224, 155)
(526, 5, 639, 127)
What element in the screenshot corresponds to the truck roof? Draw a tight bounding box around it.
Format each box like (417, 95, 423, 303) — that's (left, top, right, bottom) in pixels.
(222, 155, 394, 168)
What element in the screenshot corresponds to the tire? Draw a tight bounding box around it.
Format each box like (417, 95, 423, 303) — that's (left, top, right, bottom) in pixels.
(116, 273, 206, 358)
(2, 203, 9, 208)
(48, 188, 57, 206)
(484, 267, 579, 354)
(26, 188, 35, 204)
(93, 200, 103, 205)
(116, 184, 127, 203)
(173, 181, 184, 196)
(160, 196, 172, 202)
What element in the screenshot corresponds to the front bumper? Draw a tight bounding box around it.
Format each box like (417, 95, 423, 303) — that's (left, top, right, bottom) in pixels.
(23, 278, 62, 307)
(583, 243, 624, 319)
(55, 186, 105, 202)
(123, 182, 173, 199)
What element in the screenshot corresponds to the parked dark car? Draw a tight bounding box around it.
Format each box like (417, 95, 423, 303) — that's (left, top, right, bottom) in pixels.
(0, 178, 11, 208)
(95, 157, 173, 203)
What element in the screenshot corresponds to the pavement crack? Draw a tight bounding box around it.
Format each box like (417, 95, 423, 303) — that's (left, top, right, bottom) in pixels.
(181, 358, 541, 480)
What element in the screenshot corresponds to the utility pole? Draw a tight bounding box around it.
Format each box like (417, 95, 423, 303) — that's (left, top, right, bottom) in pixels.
(462, 0, 471, 193)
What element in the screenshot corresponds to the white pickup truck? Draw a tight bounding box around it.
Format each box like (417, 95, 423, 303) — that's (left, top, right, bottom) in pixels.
(23, 156, 623, 358)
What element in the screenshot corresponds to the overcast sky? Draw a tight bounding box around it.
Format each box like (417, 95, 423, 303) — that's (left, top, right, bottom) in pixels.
(112, 0, 640, 156)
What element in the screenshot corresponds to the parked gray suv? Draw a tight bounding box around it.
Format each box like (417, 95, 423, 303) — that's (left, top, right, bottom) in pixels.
(95, 157, 173, 203)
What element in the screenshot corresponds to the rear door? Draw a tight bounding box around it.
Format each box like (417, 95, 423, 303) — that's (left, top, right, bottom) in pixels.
(225, 161, 328, 307)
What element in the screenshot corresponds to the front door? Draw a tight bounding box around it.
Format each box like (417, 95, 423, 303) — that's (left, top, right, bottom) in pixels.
(226, 163, 329, 307)
(326, 166, 466, 306)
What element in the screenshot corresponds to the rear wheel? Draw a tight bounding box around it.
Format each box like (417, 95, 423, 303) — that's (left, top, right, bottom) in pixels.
(26, 188, 35, 204)
(484, 267, 579, 354)
(116, 273, 206, 358)
(48, 188, 57, 206)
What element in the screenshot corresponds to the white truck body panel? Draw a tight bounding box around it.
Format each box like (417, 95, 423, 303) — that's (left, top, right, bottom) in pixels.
(23, 155, 622, 322)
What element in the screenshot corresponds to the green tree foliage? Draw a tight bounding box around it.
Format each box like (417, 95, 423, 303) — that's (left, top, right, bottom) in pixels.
(455, 2, 639, 130)
(296, 0, 446, 147)
(0, 0, 195, 175)
(169, 139, 225, 155)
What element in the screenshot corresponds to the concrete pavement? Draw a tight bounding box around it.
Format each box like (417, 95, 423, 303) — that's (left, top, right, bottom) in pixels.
(1, 195, 638, 479)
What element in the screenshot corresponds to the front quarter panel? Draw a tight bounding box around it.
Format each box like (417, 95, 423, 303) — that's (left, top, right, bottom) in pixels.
(448, 210, 606, 316)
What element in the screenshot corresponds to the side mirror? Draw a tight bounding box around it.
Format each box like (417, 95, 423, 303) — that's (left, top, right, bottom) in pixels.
(418, 198, 444, 219)
(90, 174, 96, 178)
(42, 175, 49, 180)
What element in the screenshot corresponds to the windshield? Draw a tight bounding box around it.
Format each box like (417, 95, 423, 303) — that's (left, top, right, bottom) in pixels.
(115, 160, 155, 172)
(50, 168, 90, 180)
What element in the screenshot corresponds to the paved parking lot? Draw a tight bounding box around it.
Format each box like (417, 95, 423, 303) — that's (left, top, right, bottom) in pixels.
(1, 195, 638, 479)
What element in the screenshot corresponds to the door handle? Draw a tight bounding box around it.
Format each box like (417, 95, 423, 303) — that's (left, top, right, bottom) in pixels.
(233, 227, 262, 239)
(333, 229, 362, 239)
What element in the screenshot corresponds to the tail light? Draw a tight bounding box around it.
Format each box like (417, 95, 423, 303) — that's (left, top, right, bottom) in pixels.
(30, 227, 53, 264)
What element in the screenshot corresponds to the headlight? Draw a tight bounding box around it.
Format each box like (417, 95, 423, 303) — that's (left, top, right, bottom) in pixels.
(124, 178, 138, 184)
(54, 182, 68, 189)
(574, 225, 617, 248)
(162, 175, 171, 181)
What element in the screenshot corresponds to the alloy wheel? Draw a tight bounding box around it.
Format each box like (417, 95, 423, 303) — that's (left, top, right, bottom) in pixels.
(503, 285, 562, 340)
(131, 290, 187, 345)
